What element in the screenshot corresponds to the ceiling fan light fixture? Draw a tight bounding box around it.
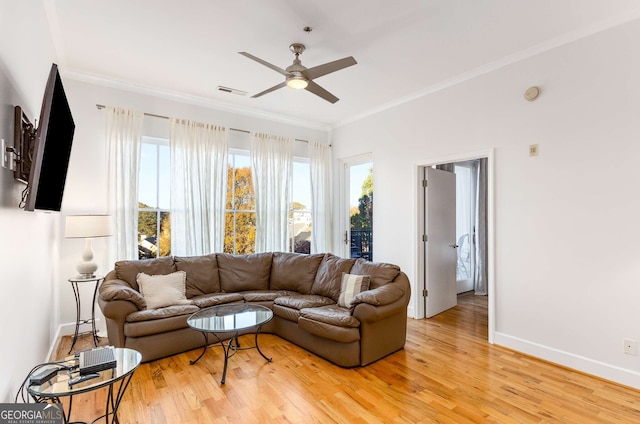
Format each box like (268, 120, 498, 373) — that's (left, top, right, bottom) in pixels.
(287, 76, 308, 90)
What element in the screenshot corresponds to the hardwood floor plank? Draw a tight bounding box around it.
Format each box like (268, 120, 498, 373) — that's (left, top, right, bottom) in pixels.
(49, 294, 640, 423)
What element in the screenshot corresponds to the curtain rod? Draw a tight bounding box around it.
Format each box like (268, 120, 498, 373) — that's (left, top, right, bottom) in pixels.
(95, 104, 311, 143)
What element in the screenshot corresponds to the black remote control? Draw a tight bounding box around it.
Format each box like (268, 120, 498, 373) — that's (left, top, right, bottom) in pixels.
(68, 373, 100, 387)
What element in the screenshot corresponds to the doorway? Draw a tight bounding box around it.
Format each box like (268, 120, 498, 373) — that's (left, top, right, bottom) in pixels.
(342, 155, 373, 261)
(416, 151, 494, 342)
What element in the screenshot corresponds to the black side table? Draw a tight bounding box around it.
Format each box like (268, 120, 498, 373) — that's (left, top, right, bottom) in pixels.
(68, 275, 104, 353)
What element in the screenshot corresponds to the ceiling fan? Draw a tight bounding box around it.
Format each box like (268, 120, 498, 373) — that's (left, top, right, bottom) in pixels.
(239, 43, 357, 104)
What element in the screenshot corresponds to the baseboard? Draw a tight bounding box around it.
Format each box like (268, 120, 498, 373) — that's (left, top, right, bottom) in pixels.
(48, 320, 105, 360)
(494, 332, 640, 390)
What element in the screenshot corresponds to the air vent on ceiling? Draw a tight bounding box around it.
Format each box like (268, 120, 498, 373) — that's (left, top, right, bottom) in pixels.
(216, 86, 248, 96)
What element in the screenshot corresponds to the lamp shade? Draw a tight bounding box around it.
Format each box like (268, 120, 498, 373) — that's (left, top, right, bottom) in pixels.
(65, 215, 112, 238)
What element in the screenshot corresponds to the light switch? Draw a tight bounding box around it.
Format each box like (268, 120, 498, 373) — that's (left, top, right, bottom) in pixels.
(529, 144, 539, 157)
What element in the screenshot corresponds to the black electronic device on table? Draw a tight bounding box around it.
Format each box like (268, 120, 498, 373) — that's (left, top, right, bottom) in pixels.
(78, 346, 116, 375)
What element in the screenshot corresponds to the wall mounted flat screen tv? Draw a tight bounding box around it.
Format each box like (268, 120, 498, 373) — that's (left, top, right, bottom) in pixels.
(24, 63, 75, 211)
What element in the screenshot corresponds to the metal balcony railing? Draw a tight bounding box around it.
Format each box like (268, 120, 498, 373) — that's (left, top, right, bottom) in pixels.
(350, 229, 373, 261)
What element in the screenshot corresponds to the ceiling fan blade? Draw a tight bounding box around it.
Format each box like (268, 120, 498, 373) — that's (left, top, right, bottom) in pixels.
(251, 81, 287, 98)
(305, 80, 339, 103)
(305, 57, 357, 80)
(239, 52, 290, 77)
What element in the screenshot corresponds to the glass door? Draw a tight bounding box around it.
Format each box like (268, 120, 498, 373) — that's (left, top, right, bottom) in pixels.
(344, 157, 373, 260)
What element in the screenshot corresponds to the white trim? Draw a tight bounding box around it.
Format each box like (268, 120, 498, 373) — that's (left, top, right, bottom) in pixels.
(414, 149, 495, 344)
(494, 332, 640, 390)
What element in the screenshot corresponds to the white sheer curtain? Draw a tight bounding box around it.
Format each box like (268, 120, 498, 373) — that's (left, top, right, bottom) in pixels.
(309, 141, 332, 253)
(169, 118, 228, 256)
(106, 106, 143, 261)
(251, 133, 293, 252)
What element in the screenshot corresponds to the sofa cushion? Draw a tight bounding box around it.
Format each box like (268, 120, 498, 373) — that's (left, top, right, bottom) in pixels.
(115, 256, 176, 291)
(126, 304, 199, 323)
(270, 252, 324, 294)
(350, 258, 400, 289)
(137, 271, 192, 309)
(300, 305, 361, 328)
(190, 293, 244, 308)
(298, 317, 361, 343)
(273, 304, 301, 323)
(124, 305, 199, 338)
(311, 254, 356, 302)
(338, 273, 370, 308)
(217, 252, 273, 292)
(274, 294, 335, 310)
(175, 254, 221, 297)
(241, 290, 296, 303)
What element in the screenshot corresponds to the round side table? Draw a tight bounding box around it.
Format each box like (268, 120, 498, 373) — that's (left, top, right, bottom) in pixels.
(68, 274, 104, 353)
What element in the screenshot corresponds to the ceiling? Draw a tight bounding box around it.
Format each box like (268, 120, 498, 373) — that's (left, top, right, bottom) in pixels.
(46, 0, 640, 129)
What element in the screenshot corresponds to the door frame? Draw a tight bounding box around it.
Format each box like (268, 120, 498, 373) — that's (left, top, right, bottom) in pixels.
(415, 149, 495, 344)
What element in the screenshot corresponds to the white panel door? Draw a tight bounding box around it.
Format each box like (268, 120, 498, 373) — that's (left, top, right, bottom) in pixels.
(424, 167, 458, 318)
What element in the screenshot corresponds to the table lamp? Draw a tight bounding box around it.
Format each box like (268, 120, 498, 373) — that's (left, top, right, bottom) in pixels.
(65, 215, 113, 278)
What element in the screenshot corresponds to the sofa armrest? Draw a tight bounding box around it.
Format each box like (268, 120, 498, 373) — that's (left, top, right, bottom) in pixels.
(99, 278, 146, 310)
(351, 273, 411, 323)
(351, 284, 404, 308)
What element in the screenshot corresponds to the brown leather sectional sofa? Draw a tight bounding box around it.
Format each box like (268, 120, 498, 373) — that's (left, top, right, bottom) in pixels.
(98, 252, 411, 367)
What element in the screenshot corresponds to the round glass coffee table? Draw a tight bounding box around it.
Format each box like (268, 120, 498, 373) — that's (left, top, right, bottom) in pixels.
(187, 303, 273, 384)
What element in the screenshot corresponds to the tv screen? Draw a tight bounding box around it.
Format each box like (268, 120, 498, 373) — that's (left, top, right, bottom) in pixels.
(24, 63, 75, 212)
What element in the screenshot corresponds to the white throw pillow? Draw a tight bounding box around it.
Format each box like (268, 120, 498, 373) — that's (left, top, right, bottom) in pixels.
(137, 271, 191, 309)
(338, 273, 371, 308)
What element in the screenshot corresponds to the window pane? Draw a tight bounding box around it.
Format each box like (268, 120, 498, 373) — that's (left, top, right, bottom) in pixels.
(159, 211, 171, 257)
(289, 161, 312, 254)
(139, 144, 158, 208)
(158, 145, 170, 210)
(138, 211, 158, 259)
(233, 166, 254, 210)
(291, 210, 311, 254)
(349, 163, 373, 261)
(224, 211, 255, 254)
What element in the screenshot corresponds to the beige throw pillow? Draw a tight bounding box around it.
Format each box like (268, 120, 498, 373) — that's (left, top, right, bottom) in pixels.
(137, 271, 191, 309)
(338, 273, 371, 308)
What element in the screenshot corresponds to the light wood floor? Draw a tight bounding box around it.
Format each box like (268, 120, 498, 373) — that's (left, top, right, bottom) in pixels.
(53, 293, 640, 423)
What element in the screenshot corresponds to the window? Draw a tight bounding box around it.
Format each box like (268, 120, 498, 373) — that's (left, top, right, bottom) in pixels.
(138, 138, 171, 259)
(225, 151, 256, 254)
(138, 144, 313, 256)
(289, 160, 312, 253)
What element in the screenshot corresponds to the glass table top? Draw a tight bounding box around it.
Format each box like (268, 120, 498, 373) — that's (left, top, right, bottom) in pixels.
(28, 347, 142, 397)
(188, 303, 273, 333)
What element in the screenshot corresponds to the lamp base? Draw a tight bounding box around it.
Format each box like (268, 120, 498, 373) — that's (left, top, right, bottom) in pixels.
(76, 272, 96, 279)
(76, 260, 98, 278)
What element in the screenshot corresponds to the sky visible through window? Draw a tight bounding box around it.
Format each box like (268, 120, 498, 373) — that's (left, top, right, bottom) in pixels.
(350, 163, 372, 208)
(138, 142, 312, 210)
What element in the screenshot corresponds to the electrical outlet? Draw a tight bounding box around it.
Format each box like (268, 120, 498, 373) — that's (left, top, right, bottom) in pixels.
(623, 338, 637, 355)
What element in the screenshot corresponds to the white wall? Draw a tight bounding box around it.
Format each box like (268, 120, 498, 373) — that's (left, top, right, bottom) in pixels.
(332, 19, 640, 388)
(0, 1, 61, 402)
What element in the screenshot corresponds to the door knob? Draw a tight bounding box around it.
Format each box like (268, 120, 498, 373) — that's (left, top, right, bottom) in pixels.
(449, 244, 459, 248)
